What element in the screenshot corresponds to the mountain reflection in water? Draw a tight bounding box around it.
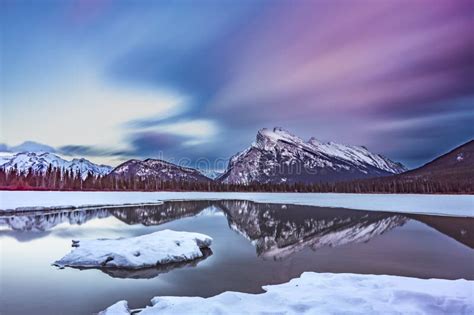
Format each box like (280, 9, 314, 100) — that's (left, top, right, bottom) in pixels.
(1, 200, 472, 260)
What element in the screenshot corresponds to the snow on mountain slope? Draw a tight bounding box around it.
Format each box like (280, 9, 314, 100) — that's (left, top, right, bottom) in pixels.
(0, 153, 13, 167)
(110, 159, 211, 183)
(219, 127, 407, 185)
(0, 152, 112, 179)
(307, 137, 405, 174)
(197, 168, 224, 180)
(68, 157, 113, 178)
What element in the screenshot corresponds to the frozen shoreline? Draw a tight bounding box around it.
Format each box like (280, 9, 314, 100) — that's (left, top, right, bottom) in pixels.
(100, 272, 474, 315)
(1, 191, 472, 217)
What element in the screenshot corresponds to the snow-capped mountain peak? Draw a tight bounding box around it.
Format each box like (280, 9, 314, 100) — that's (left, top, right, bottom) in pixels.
(0, 152, 112, 179)
(219, 127, 407, 185)
(255, 127, 306, 151)
(110, 158, 211, 183)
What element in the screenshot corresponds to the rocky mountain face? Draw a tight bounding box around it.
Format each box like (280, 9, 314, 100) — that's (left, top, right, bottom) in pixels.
(219, 127, 406, 184)
(0, 152, 112, 180)
(109, 159, 211, 183)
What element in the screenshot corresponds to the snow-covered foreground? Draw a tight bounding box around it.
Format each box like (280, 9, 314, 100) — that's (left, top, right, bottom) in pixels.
(54, 230, 212, 269)
(1, 191, 472, 217)
(100, 272, 474, 315)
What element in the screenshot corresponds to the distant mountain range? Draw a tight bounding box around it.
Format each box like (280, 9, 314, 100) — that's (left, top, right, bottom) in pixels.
(0, 129, 472, 193)
(0, 152, 112, 180)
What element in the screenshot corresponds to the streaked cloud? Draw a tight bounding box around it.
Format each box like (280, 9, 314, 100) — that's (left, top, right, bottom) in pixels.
(140, 119, 219, 140)
(1, 70, 187, 149)
(1, 0, 472, 168)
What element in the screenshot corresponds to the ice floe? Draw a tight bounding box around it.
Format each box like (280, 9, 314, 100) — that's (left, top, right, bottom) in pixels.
(54, 230, 212, 269)
(101, 272, 474, 315)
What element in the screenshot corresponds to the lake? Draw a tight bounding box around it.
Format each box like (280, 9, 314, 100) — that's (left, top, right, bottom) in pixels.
(1, 200, 473, 314)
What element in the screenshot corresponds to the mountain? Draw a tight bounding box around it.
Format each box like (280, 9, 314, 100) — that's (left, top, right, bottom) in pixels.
(341, 140, 474, 194)
(0, 152, 112, 180)
(400, 140, 473, 181)
(219, 127, 406, 184)
(110, 158, 211, 183)
(197, 168, 224, 180)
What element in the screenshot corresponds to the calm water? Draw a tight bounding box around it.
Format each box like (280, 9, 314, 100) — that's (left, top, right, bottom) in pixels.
(0, 200, 473, 315)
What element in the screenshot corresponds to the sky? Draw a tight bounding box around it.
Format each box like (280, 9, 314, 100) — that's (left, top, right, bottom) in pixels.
(1, 0, 473, 170)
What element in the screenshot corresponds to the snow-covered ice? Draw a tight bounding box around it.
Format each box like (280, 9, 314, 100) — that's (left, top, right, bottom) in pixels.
(99, 300, 129, 315)
(101, 272, 474, 315)
(1, 191, 472, 217)
(54, 230, 212, 269)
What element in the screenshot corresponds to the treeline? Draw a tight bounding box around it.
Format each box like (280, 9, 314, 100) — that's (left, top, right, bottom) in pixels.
(0, 166, 104, 191)
(0, 166, 472, 194)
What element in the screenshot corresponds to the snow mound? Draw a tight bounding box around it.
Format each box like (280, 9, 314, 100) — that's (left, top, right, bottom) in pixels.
(54, 230, 212, 269)
(101, 272, 474, 315)
(99, 300, 129, 315)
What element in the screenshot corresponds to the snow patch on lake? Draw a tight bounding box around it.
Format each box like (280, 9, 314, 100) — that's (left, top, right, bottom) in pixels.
(101, 272, 474, 315)
(99, 300, 129, 315)
(0, 191, 472, 217)
(54, 230, 212, 269)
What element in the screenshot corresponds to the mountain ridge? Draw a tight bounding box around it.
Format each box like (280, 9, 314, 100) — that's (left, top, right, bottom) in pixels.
(219, 127, 407, 184)
(2, 131, 471, 193)
(109, 158, 211, 183)
(0, 152, 112, 180)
